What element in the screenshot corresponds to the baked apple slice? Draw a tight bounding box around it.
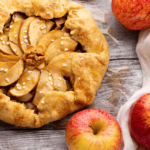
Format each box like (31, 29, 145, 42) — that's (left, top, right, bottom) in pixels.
(0, 52, 21, 62)
(32, 70, 54, 106)
(46, 36, 78, 63)
(13, 12, 27, 23)
(0, 61, 16, 76)
(45, 20, 55, 33)
(9, 68, 40, 97)
(48, 52, 74, 84)
(37, 30, 70, 50)
(0, 34, 14, 55)
(61, 26, 70, 32)
(9, 21, 22, 46)
(28, 17, 46, 47)
(9, 21, 23, 56)
(0, 59, 24, 86)
(37, 62, 45, 70)
(18, 93, 34, 102)
(19, 16, 34, 53)
(45, 67, 67, 92)
(9, 41, 23, 56)
(54, 17, 66, 30)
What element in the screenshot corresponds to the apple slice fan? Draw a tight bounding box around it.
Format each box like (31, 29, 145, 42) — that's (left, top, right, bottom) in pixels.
(117, 27, 150, 150)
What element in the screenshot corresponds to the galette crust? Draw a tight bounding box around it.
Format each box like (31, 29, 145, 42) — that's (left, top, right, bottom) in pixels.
(0, 0, 109, 128)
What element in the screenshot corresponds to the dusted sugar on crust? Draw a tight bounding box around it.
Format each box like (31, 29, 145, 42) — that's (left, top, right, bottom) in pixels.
(0, 0, 109, 128)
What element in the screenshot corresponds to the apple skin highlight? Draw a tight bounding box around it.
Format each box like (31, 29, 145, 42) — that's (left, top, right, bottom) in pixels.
(111, 0, 150, 30)
(129, 93, 150, 149)
(66, 108, 122, 150)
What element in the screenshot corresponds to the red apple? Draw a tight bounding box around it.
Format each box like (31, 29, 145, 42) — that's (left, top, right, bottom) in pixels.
(66, 108, 122, 150)
(129, 93, 150, 149)
(111, 0, 150, 30)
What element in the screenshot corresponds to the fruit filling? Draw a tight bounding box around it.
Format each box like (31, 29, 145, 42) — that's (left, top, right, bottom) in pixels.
(0, 12, 82, 111)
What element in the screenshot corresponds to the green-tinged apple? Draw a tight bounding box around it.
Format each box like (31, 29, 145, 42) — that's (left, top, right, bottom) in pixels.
(129, 93, 150, 149)
(112, 0, 150, 30)
(66, 108, 122, 150)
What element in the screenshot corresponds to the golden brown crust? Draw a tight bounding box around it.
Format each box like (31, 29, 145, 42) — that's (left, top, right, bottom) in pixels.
(0, 93, 38, 128)
(0, 0, 70, 33)
(72, 53, 108, 106)
(0, 0, 109, 128)
(37, 91, 83, 127)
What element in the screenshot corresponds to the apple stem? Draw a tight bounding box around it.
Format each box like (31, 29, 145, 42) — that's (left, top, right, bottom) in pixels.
(88, 124, 99, 135)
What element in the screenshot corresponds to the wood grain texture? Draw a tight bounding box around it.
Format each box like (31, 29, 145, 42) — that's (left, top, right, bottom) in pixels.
(0, 130, 68, 150)
(0, 0, 146, 149)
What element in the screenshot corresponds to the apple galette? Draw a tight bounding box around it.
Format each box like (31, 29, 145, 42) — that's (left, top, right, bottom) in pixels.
(0, 0, 109, 128)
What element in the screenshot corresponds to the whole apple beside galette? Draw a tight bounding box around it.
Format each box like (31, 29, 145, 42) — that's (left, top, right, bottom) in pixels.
(66, 108, 122, 150)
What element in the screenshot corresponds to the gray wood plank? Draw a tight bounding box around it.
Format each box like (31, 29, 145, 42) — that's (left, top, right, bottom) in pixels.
(0, 129, 147, 150)
(0, 130, 68, 150)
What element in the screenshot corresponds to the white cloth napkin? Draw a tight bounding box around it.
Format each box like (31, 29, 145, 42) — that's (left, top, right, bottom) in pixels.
(117, 27, 150, 150)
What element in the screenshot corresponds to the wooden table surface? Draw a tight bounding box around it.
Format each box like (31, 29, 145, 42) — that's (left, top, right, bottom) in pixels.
(0, 0, 148, 150)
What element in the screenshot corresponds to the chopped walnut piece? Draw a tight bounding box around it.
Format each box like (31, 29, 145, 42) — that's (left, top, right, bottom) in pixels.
(24, 45, 48, 66)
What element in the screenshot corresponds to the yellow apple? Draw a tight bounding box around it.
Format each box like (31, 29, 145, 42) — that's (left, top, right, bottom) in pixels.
(66, 108, 122, 150)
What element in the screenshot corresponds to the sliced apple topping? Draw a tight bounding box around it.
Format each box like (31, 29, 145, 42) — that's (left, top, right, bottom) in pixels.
(0, 34, 14, 55)
(13, 13, 27, 23)
(61, 26, 70, 32)
(29, 17, 46, 47)
(48, 52, 75, 84)
(37, 30, 70, 50)
(19, 17, 35, 53)
(9, 41, 23, 56)
(45, 20, 55, 33)
(54, 17, 66, 30)
(45, 67, 67, 92)
(0, 61, 16, 76)
(17, 92, 34, 102)
(9, 68, 40, 97)
(9, 21, 23, 56)
(9, 21, 22, 45)
(0, 59, 24, 86)
(32, 70, 54, 106)
(0, 52, 21, 62)
(46, 36, 78, 63)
